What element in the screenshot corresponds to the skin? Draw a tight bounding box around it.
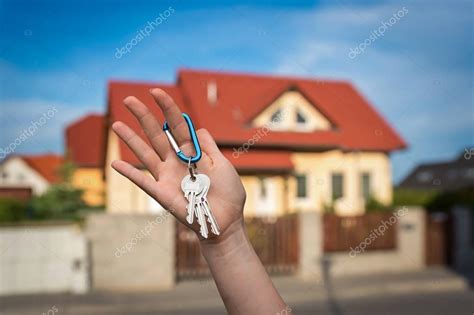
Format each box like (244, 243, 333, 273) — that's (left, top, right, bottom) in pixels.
(111, 88, 289, 315)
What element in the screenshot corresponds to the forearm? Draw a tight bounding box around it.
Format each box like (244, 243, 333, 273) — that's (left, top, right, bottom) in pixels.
(200, 219, 288, 315)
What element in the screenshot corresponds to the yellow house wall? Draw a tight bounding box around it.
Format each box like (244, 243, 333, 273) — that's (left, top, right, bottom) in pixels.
(72, 168, 104, 206)
(289, 151, 392, 215)
(106, 130, 144, 213)
(106, 130, 164, 214)
(238, 151, 392, 217)
(106, 135, 392, 217)
(241, 175, 286, 217)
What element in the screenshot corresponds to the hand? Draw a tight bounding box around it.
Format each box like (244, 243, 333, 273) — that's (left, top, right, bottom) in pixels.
(111, 88, 246, 241)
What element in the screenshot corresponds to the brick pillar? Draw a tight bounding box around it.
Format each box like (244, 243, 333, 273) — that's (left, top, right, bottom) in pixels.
(298, 211, 323, 279)
(397, 206, 426, 269)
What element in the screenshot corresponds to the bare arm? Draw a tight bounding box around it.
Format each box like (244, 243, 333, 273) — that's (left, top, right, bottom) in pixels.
(111, 88, 288, 314)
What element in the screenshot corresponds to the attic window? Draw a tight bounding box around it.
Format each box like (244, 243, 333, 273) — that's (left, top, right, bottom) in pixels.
(296, 110, 307, 124)
(270, 109, 283, 124)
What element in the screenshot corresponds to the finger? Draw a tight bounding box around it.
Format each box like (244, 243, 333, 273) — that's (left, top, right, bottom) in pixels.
(112, 121, 161, 179)
(196, 128, 223, 165)
(111, 160, 158, 199)
(149, 88, 191, 146)
(123, 96, 172, 161)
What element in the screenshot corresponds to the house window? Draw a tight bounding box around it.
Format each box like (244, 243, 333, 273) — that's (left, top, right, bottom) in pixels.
(258, 177, 267, 198)
(361, 173, 371, 199)
(416, 171, 432, 183)
(1, 172, 7, 179)
(296, 110, 306, 124)
(270, 109, 283, 124)
(331, 173, 344, 200)
(296, 174, 307, 198)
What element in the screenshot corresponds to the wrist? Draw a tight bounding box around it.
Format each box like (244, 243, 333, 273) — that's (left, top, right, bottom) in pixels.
(200, 219, 249, 259)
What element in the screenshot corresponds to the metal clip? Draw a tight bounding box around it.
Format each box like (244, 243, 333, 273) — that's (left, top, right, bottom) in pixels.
(187, 157, 197, 181)
(162, 113, 202, 164)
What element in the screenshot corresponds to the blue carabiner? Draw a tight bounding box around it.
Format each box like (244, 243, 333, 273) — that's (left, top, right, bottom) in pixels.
(162, 113, 202, 164)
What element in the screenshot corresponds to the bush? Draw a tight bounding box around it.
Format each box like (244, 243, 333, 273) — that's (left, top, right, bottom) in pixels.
(30, 184, 85, 220)
(392, 188, 438, 207)
(365, 196, 391, 213)
(427, 186, 474, 211)
(0, 198, 28, 223)
(392, 187, 474, 212)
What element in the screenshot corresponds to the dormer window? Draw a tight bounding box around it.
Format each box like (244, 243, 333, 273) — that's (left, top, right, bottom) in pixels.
(296, 110, 307, 124)
(270, 109, 283, 123)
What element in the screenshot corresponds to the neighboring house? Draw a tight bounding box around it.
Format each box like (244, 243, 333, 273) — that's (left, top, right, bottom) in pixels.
(398, 151, 474, 191)
(65, 114, 105, 206)
(0, 154, 63, 195)
(105, 69, 406, 216)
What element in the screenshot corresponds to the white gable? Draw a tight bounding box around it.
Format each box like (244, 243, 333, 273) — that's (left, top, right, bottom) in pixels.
(0, 157, 50, 195)
(252, 90, 332, 132)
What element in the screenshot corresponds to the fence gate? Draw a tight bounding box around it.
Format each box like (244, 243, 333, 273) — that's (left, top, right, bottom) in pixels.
(425, 212, 452, 266)
(175, 214, 299, 280)
(323, 213, 397, 252)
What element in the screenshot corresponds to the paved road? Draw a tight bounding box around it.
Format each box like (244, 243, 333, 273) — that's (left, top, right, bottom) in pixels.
(1, 269, 473, 315)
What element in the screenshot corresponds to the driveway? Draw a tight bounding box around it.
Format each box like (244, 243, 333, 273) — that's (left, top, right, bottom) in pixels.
(1, 268, 472, 315)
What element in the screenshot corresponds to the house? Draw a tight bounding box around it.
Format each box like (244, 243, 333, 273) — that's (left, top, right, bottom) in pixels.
(65, 114, 105, 206)
(398, 150, 474, 191)
(105, 69, 406, 216)
(0, 154, 63, 196)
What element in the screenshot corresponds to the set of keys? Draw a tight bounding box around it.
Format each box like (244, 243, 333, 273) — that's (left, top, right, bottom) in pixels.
(163, 113, 220, 239)
(182, 173, 220, 238)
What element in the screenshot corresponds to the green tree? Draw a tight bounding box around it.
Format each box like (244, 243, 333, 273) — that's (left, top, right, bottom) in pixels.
(30, 159, 85, 220)
(31, 184, 85, 220)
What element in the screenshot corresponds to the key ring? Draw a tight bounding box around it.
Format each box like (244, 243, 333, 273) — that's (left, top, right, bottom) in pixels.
(163, 113, 202, 164)
(187, 157, 197, 181)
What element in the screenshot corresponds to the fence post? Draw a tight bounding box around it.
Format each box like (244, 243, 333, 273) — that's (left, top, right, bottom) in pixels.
(397, 206, 426, 269)
(298, 211, 323, 280)
(452, 206, 474, 269)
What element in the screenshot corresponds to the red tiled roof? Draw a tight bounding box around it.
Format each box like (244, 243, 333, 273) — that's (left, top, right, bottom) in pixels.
(66, 114, 105, 167)
(222, 150, 293, 172)
(107, 69, 407, 168)
(177, 69, 406, 151)
(21, 154, 64, 183)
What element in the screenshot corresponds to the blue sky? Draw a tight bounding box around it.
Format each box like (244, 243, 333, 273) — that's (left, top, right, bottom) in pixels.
(0, 0, 472, 183)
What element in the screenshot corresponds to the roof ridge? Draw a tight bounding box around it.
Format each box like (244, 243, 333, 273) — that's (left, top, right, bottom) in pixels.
(177, 67, 350, 85)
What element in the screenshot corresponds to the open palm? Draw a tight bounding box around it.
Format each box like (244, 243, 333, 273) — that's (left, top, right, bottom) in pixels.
(111, 89, 246, 240)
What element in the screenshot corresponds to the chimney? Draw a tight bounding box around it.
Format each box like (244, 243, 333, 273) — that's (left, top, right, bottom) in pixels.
(207, 80, 217, 105)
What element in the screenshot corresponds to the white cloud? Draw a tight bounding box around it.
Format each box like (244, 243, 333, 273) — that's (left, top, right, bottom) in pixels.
(0, 99, 101, 156)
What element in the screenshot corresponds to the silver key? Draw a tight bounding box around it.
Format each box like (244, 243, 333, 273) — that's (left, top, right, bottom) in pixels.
(196, 174, 220, 236)
(181, 175, 203, 225)
(195, 199, 209, 238)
